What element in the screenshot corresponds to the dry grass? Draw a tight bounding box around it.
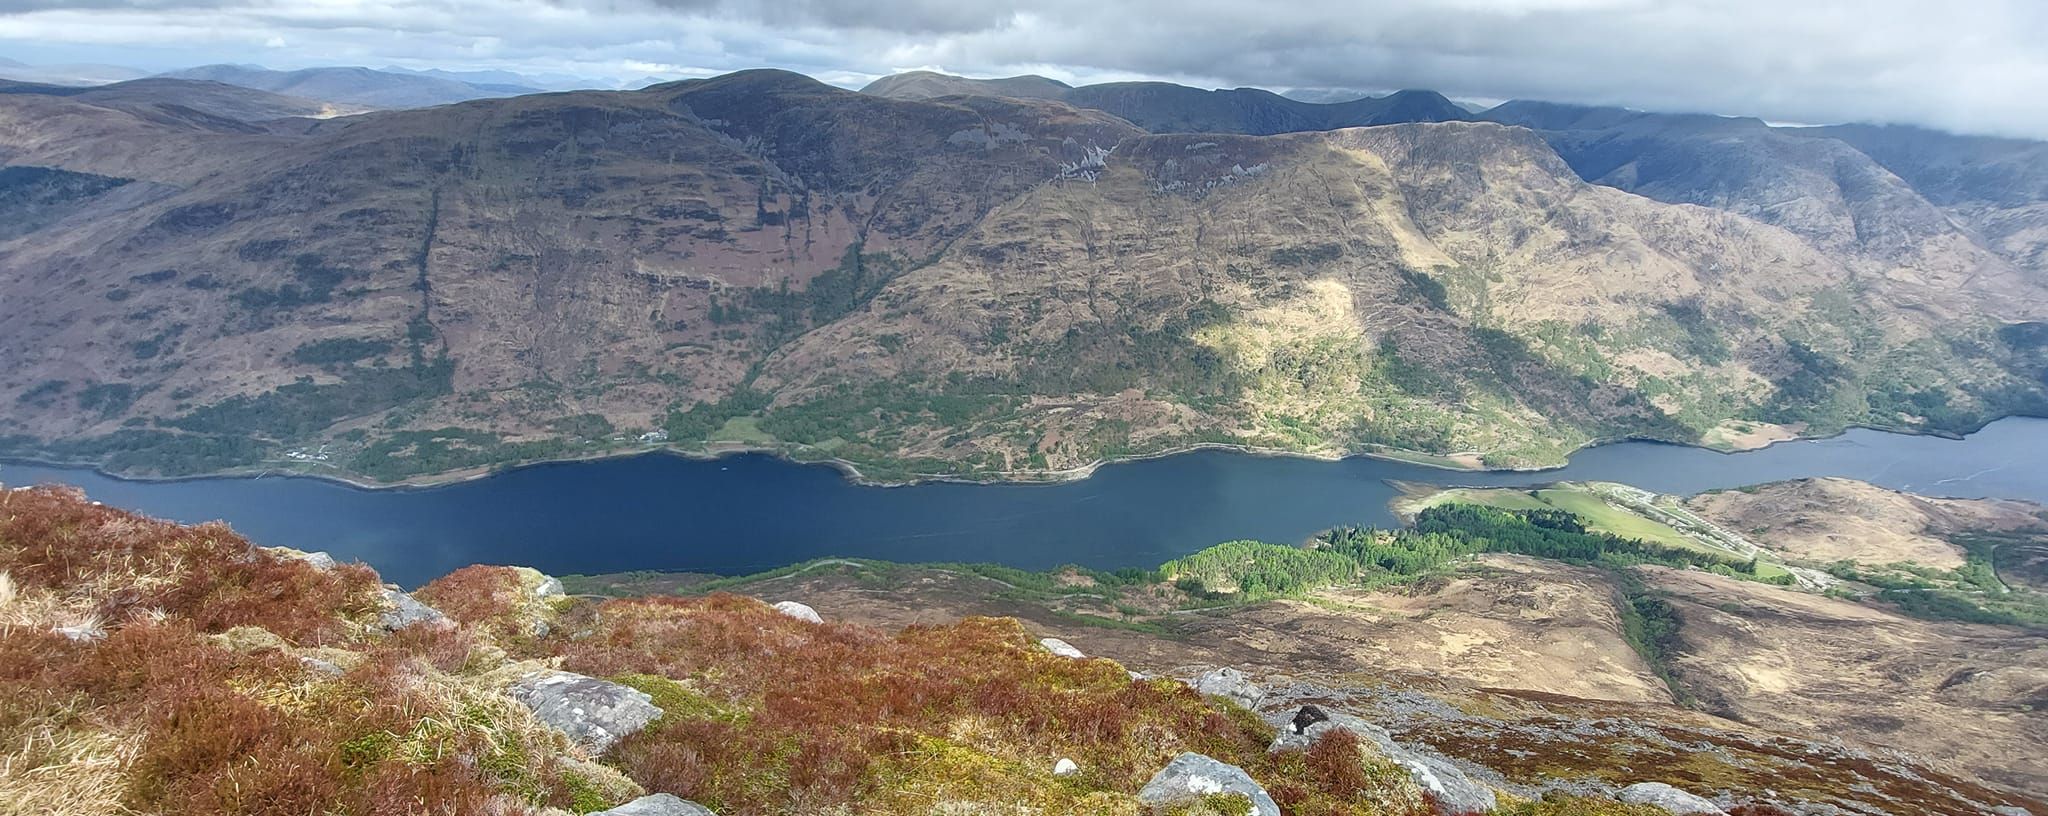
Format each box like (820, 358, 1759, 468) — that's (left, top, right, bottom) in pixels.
(556, 593, 1433, 815)
(0, 487, 625, 816)
(414, 565, 564, 653)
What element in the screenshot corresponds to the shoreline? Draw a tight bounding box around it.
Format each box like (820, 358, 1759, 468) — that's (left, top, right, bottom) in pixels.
(0, 415, 2021, 495)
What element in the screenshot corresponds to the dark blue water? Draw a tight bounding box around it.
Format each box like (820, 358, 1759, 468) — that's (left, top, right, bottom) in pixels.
(6, 417, 2048, 587)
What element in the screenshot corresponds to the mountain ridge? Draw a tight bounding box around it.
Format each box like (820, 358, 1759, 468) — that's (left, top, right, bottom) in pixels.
(2, 69, 2046, 484)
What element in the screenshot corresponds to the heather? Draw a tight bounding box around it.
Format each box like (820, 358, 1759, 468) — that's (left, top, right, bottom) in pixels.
(0, 486, 1436, 815)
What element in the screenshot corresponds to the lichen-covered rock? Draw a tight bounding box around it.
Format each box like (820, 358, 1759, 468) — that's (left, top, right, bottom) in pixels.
(772, 600, 821, 623)
(266, 547, 338, 570)
(533, 574, 565, 598)
(1040, 637, 1085, 658)
(1137, 752, 1280, 816)
(1189, 667, 1263, 710)
(301, 656, 345, 677)
(507, 670, 664, 754)
(590, 793, 716, 816)
(1619, 782, 1726, 815)
(377, 587, 449, 631)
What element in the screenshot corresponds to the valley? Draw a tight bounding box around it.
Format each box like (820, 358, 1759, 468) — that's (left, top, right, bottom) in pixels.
(5, 6, 2046, 815)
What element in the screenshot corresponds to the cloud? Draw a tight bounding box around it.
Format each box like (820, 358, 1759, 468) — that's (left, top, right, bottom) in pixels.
(0, 0, 2043, 139)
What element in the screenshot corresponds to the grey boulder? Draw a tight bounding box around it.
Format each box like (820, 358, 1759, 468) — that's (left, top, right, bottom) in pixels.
(590, 793, 716, 815)
(377, 587, 449, 631)
(1619, 782, 1726, 815)
(1039, 637, 1085, 659)
(1267, 706, 1496, 815)
(1190, 667, 1263, 710)
(271, 548, 338, 570)
(1137, 752, 1280, 816)
(507, 670, 664, 754)
(772, 600, 821, 623)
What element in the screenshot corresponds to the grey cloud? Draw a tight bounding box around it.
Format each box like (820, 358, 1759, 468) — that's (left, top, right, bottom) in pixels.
(0, 0, 226, 8)
(1, 0, 2043, 139)
(627, 0, 1022, 35)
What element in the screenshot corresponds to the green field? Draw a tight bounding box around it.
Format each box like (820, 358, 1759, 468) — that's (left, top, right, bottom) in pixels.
(1404, 483, 1753, 560)
(709, 416, 777, 445)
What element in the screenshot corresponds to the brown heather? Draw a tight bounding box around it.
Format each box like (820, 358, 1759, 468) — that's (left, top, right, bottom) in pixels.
(0, 487, 583, 815)
(0, 486, 1456, 815)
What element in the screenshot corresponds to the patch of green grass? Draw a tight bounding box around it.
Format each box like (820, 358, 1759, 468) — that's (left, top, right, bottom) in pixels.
(709, 416, 776, 445)
(1533, 489, 1700, 551)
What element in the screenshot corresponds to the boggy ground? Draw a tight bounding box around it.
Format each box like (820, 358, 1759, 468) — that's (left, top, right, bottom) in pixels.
(1642, 565, 2048, 795)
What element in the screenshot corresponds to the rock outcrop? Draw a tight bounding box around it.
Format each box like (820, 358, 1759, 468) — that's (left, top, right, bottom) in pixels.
(506, 670, 664, 754)
(377, 587, 449, 631)
(1619, 782, 1726, 815)
(1039, 637, 1085, 658)
(1265, 700, 1498, 815)
(591, 793, 716, 816)
(1188, 666, 1264, 710)
(772, 600, 822, 623)
(1137, 753, 1280, 816)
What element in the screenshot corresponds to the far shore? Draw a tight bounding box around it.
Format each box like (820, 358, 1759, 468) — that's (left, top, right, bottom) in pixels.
(0, 414, 2023, 494)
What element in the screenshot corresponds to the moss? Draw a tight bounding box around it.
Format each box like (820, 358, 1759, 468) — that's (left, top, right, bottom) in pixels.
(338, 731, 396, 774)
(1160, 792, 1257, 816)
(1492, 793, 1673, 815)
(610, 673, 749, 730)
(557, 768, 621, 814)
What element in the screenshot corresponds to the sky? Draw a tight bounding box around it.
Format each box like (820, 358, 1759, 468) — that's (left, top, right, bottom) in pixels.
(2, 0, 2045, 139)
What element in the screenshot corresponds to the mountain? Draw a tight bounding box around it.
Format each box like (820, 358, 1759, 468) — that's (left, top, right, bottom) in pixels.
(0, 76, 366, 122)
(158, 64, 542, 109)
(1279, 87, 1374, 104)
(2, 69, 2047, 484)
(862, 70, 1469, 135)
(753, 121, 2048, 475)
(1809, 123, 2048, 274)
(858, 69, 1073, 100)
(0, 57, 147, 86)
(382, 65, 604, 92)
(1061, 84, 1468, 135)
(1477, 100, 2048, 283)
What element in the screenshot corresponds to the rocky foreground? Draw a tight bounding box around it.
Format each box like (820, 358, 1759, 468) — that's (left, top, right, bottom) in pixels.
(1, 484, 2042, 816)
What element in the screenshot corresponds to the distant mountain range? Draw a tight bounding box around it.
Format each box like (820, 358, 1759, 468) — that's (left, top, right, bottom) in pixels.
(0, 56, 148, 86)
(861, 70, 1467, 135)
(157, 64, 542, 109)
(0, 67, 2045, 486)
(0, 58, 603, 109)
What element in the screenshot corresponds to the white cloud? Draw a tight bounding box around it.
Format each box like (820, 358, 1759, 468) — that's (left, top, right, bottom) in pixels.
(0, 0, 2043, 138)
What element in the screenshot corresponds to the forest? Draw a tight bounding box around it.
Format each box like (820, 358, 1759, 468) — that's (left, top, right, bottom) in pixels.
(1163, 503, 1789, 602)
